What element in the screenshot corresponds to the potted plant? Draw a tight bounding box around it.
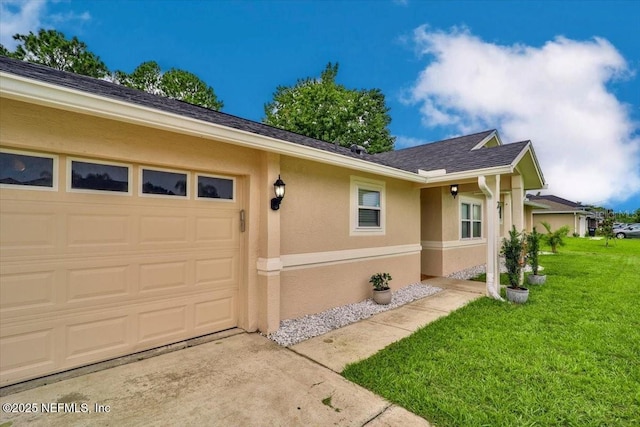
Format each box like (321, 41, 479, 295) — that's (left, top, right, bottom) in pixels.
(501, 226, 529, 303)
(370, 272, 392, 305)
(526, 226, 546, 285)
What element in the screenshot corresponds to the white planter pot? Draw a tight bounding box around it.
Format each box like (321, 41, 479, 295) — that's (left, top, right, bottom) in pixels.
(373, 288, 392, 305)
(506, 287, 529, 304)
(527, 274, 547, 285)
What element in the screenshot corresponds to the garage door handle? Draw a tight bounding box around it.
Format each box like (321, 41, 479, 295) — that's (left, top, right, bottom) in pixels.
(240, 209, 246, 232)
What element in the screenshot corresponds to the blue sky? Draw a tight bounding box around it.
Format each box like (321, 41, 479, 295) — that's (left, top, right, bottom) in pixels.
(2, 0, 639, 212)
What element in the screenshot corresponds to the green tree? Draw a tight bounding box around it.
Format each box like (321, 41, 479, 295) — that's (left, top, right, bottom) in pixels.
(263, 63, 395, 153)
(116, 61, 223, 110)
(2, 29, 108, 78)
(600, 210, 615, 247)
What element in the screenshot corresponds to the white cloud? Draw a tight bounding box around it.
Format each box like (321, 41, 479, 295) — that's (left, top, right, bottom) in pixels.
(410, 26, 640, 207)
(0, 0, 46, 48)
(0, 0, 91, 49)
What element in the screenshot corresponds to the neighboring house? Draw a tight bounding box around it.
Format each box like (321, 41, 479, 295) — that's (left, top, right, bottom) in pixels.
(527, 194, 596, 236)
(0, 57, 545, 386)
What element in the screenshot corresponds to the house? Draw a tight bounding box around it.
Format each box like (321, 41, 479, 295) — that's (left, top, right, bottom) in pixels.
(0, 56, 546, 386)
(526, 194, 596, 236)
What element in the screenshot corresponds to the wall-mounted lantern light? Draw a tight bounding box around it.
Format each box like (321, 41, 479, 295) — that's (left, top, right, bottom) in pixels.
(450, 184, 459, 199)
(270, 175, 286, 210)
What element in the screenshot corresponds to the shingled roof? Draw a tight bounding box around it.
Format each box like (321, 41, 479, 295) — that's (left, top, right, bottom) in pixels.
(0, 56, 541, 179)
(0, 56, 391, 167)
(374, 131, 532, 174)
(526, 194, 586, 211)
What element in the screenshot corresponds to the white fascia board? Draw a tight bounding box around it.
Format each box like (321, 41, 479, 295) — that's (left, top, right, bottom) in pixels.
(0, 72, 426, 184)
(533, 210, 593, 216)
(418, 168, 447, 177)
(471, 130, 500, 150)
(419, 165, 513, 185)
(512, 141, 546, 189)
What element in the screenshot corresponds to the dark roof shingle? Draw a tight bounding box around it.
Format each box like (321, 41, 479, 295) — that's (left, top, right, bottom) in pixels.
(1, 56, 534, 176)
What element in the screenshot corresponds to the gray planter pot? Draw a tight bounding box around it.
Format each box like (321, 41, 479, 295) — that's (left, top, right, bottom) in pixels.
(527, 274, 547, 285)
(373, 288, 392, 305)
(506, 286, 529, 304)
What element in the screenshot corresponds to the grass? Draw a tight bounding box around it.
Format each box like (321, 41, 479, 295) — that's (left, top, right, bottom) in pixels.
(343, 238, 640, 426)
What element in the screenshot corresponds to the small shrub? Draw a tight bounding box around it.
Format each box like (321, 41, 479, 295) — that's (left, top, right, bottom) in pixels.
(501, 226, 526, 289)
(526, 227, 542, 275)
(370, 273, 392, 291)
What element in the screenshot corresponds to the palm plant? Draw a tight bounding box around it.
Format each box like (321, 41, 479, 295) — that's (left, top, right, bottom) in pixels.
(541, 221, 570, 253)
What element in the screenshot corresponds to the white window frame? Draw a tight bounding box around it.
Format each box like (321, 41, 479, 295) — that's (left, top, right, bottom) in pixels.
(67, 157, 132, 196)
(350, 176, 385, 236)
(194, 173, 236, 202)
(0, 148, 58, 192)
(139, 166, 190, 199)
(460, 197, 483, 240)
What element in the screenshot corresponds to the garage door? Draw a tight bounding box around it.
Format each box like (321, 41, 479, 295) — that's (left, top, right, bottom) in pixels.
(0, 150, 242, 386)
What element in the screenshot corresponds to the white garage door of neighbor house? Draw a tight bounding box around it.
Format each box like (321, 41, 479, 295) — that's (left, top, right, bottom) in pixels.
(0, 151, 242, 386)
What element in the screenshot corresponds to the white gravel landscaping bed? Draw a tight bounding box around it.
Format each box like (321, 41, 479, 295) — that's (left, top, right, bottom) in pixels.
(266, 283, 443, 347)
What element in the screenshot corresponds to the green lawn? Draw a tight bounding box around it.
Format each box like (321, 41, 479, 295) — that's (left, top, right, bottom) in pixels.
(343, 238, 640, 426)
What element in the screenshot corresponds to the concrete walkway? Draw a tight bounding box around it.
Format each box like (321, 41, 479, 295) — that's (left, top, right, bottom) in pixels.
(290, 277, 485, 373)
(0, 278, 484, 427)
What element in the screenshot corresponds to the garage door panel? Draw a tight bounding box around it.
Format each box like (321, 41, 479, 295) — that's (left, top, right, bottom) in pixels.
(0, 327, 55, 384)
(195, 216, 236, 242)
(139, 216, 188, 244)
(195, 255, 237, 288)
(0, 211, 56, 250)
(139, 260, 189, 293)
(65, 315, 129, 361)
(67, 264, 130, 302)
(67, 213, 130, 247)
(137, 305, 189, 346)
(194, 294, 237, 332)
(0, 270, 56, 312)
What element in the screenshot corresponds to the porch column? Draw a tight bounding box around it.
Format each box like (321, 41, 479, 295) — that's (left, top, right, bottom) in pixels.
(503, 192, 512, 238)
(511, 175, 525, 231)
(257, 152, 282, 333)
(479, 175, 503, 300)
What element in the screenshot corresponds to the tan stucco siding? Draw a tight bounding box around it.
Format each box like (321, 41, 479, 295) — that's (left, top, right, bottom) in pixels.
(280, 252, 419, 319)
(420, 187, 443, 241)
(442, 243, 486, 276)
(533, 213, 576, 234)
(280, 157, 420, 253)
(276, 157, 421, 319)
(0, 99, 261, 176)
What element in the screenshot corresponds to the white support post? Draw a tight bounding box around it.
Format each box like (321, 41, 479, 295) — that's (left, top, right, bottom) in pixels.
(478, 175, 503, 300)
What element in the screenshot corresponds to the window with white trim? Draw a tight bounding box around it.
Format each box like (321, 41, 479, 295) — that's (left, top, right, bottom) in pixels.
(141, 167, 188, 198)
(461, 200, 482, 239)
(350, 176, 385, 235)
(69, 158, 131, 194)
(196, 174, 235, 201)
(0, 149, 57, 190)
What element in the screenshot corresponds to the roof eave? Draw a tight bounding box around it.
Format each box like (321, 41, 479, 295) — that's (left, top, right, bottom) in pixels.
(0, 71, 426, 184)
(512, 142, 546, 190)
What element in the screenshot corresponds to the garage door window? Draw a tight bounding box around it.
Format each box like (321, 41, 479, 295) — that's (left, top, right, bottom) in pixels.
(141, 168, 188, 197)
(196, 174, 234, 201)
(69, 159, 130, 193)
(0, 149, 56, 190)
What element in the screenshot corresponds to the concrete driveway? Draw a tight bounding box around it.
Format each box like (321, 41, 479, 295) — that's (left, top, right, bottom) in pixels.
(1, 278, 483, 426)
(0, 333, 428, 426)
